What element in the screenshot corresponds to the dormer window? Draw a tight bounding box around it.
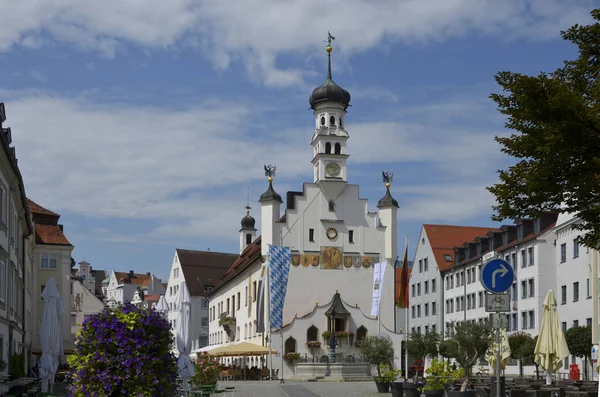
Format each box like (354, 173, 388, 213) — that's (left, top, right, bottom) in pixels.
(325, 142, 332, 154)
(330, 115, 336, 125)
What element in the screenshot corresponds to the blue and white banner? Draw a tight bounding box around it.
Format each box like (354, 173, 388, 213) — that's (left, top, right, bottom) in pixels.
(370, 262, 386, 316)
(269, 245, 292, 330)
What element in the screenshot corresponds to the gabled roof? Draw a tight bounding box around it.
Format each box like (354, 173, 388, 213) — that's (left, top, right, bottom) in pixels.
(176, 249, 238, 296)
(27, 198, 72, 246)
(423, 224, 500, 271)
(27, 199, 59, 217)
(209, 237, 263, 296)
(114, 271, 152, 286)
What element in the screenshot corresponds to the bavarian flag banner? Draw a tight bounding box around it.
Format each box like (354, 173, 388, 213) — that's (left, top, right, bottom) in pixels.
(269, 245, 292, 330)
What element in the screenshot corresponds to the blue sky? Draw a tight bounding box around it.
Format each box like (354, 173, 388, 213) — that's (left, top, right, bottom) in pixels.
(0, 0, 594, 281)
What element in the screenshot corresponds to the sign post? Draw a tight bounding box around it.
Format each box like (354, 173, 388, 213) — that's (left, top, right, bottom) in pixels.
(481, 258, 514, 397)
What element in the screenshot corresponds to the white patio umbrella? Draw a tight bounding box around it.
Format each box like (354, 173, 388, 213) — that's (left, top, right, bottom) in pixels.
(39, 278, 64, 394)
(534, 290, 570, 385)
(175, 283, 194, 393)
(155, 295, 168, 314)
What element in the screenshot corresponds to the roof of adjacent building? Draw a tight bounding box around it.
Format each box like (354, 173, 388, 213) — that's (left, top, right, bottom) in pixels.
(27, 199, 72, 246)
(114, 271, 152, 286)
(176, 249, 238, 296)
(209, 236, 263, 296)
(423, 224, 500, 271)
(143, 294, 160, 302)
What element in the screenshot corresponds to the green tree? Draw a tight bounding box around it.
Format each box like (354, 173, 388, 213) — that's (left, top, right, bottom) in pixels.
(405, 330, 440, 379)
(565, 325, 592, 380)
(359, 335, 395, 378)
(443, 321, 494, 390)
(508, 332, 536, 378)
(487, 8, 600, 247)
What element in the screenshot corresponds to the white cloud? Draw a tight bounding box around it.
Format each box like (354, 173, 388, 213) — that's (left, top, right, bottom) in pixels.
(0, 0, 594, 86)
(1, 88, 508, 245)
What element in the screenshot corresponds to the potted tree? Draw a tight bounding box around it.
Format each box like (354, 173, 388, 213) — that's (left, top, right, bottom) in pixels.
(424, 358, 465, 397)
(359, 335, 397, 393)
(404, 330, 440, 397)
(442, 321, 494, 396)
(508, 332, 536, 379)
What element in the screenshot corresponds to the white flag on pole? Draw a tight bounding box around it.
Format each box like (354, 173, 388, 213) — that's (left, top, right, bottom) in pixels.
(370, 262, 386, 316)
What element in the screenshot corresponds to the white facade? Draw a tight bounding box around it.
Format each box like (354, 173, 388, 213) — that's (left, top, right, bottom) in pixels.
(166, 250, 226, 352)
(104, 270, 164, 306)
(208, 50, 402, 380)
(554, 212, 593, 376)
(70, 279, 104, 339)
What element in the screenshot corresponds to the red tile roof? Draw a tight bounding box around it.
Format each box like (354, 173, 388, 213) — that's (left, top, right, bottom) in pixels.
(115, 271, 152, 286)
(144, 294, 160, 302)
(27, 199, 59, 217)
(423, 224, 500, 271)
(209, 236, 263, 296)
(34, 224, 71, 245)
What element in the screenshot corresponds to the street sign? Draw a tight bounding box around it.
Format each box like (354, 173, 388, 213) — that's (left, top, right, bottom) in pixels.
(489, 313, 508, 329)
(485, 293, 510, 312)
(481, 258, 514, 293)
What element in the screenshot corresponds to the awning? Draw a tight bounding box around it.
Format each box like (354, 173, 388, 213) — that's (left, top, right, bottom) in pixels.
(207, 342, 277, 357)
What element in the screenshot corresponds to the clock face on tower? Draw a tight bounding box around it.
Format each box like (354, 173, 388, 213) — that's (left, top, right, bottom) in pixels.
(325, 161, 341, 177)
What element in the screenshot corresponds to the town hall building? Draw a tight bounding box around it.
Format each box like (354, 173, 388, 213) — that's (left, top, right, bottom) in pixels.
(206, 40, 403, 379)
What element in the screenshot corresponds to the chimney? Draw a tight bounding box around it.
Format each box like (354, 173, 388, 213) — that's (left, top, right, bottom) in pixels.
(58, 224, 64, 231)
(147, 272, 151, 277)
(128, 270, 134, 283)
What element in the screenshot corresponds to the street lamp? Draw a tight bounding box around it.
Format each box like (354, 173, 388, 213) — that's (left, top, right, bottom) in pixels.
(329, 308, 337, 363)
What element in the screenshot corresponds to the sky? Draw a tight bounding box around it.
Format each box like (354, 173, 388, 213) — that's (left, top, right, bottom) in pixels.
(0, 0, 595, 282)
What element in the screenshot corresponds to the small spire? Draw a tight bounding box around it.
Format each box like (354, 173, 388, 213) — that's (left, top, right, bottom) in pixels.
(378, 170, 399, 208)
(324, 31, 335, 80)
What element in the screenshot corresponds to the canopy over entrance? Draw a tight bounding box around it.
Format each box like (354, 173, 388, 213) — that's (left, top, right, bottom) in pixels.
(324, 291, 350, 317)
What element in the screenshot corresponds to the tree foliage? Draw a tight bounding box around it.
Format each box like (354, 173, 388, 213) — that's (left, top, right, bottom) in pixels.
(405, 330, 440, 378)
(359, 335, 395, 377)
(508, 332, 536, 378)
(443, 322, 494, 378)
(566, 325, 592, 359)
(487, 8, 600, 247)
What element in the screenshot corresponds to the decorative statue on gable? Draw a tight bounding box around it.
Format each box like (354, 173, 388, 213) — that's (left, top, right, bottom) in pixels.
(264, 164, 276, 179)
(74, 292, 82, 312)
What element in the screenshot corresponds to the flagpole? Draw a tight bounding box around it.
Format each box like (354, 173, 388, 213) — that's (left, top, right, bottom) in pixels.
(279, 231, 285, 384)
(403, 235, 409, 380)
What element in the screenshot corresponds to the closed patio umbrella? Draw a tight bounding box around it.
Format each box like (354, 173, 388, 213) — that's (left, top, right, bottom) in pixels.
(534, 290, 570, 385)
(39, 278, 64, 394)
(155, 295, 168, 314)
(486, 328, 511, 371)
(175, 283, 194, 393)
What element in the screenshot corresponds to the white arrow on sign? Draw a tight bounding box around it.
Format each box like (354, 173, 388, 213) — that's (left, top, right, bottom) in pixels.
(491, 263, 509, 289)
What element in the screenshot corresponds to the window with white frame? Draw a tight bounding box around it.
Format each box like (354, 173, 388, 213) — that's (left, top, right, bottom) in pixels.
(0, 184, 5, 224)
(201, 299, 209, 309)
(173, 268, 179, 278)
(40, 254, 58, 269)
(560, 243, 566, 263)
(528, 247, 534, 265)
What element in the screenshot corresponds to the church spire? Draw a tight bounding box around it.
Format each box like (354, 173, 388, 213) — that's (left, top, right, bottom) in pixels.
(308, 32, 351, 110)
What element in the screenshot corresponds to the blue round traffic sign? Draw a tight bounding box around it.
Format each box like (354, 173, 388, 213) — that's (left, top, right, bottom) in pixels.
(480, 259, 514, 293)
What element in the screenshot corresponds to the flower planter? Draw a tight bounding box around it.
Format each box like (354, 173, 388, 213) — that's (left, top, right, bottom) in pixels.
(404, 382, 423, 397)
(448, 391, 476, 397)
(375, 381, 390, 393)
(390, 381, 403, 397)
(424, 390, 445, 397)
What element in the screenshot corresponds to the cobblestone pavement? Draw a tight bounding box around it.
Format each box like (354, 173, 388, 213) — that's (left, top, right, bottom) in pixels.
(217, 380, 387, 397)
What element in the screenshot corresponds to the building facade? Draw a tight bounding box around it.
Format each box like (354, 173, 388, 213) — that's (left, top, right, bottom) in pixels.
(0, 104, 33, 373)
(69, 278, 104, 340)
(441, 213, 558, 375)
(28, 199, 75, 356)
(166, 249, 237, 352)
(104, 270, 165, 306)
(407, 225, 498, 336)
(208, 44, 402, 380)
(554, 212, 594, 376)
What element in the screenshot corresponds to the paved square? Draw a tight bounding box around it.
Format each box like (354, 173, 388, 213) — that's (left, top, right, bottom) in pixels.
(218, 381, 385, 397)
